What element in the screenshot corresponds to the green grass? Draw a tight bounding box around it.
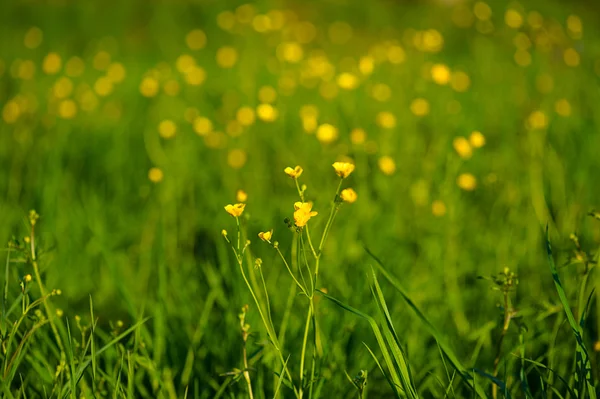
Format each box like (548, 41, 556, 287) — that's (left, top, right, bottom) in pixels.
(1, 0, 600, 397)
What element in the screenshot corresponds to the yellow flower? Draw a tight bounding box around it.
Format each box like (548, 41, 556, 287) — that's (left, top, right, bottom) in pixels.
(340, 188, 357, 203)
(332, 162, 355, 178)
(293, 202, 318, 227)
(457, 173, 477, 191)
(258, 230, 273, 242)
(225, 203, 246, 217)
(24, 274, 32, 283)
(284, 165, 303, 178)
(236, 189, 248, 202)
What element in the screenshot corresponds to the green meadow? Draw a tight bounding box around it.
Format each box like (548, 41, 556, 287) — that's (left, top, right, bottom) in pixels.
(1, 0, 599, 397)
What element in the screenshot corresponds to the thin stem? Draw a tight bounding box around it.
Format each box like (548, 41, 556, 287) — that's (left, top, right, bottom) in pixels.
(30, 224, 66, 367)
(275, 246, 307, 296)
(242, 335, 254, 399)
(229, 218, 298, 397)
(299, 233, 314, 296)
(299, 303, 313, 399)
(492, 292, 512, 399)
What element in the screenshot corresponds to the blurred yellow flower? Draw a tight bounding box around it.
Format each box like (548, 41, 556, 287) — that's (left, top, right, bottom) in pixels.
(158, 119, 177, 139)
(505, 9, 523, 29)
(452, 137, 473, 159)
(227, 149, 247, 169)
(236, 189, 248, 202)
(236, 106, 255, 126)
(410, 98, 430, 116)
(284, 165, 303, 178)
(340, 188, 357, 203)
(350, 128, 366, 144)
(316, 123, 338, 143)
(378, 156, 396, 175)
(528, 110, 548, 129)
(258, 230, 273, 242)
(359, 56, 374, 75)
(258, 85, 277, 103)
(225, 203, 246, 217)
(140, 77, 159, 97)
(555, 99, 572, 117)
(24, 27, 43, 49)
(148, 167, 164, 183)
(216, 46, 238, 68)
(337, 73, 358, 90)
(457, 173, 477, 191)
(186, 29, 207, 50)
(332, 162, 355, 178)
(293, 202, 318, 227)
(256, 104, 278, 122)
(564, 48, 580, 67)
(431, 200, 447, 217)
(469, 131, 486, 148)
(58, 99, 77, 119)
(376, 111, 396, 128)
(431, 64, 451, 85)
(451, 71, 470, 92)
(24, 274, 33, 283)
(42, 52, 62, 75)
(193, 116, 213, 135)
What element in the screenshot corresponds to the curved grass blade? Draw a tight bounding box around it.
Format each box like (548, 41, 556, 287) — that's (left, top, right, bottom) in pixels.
(365, 247, 487, 398)
(317, 290, 403, 398)
(370, 269, 419, 398)
(473, 369, 512, 399)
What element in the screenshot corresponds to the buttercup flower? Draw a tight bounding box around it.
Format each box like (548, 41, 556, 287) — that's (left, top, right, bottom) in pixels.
(293, 202, 318, 227)
(332, 162, 355, 178)
(236, 189, 248, 202)
(284, 165, 303, 178)
(224, 203, 246, 217)
(258, 230, 273, 242)
(340, 188, 358, 203)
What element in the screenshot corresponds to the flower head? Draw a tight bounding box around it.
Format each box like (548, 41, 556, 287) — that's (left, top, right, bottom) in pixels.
(340, 188, 358, 203)
(258, 230, 273, 242)
(293, 202, 318, 227)
(224, 203, 246, 217)
(332, 162, 355, 178)
(284, 165, 303, 178)
(236, 189, 248, 202)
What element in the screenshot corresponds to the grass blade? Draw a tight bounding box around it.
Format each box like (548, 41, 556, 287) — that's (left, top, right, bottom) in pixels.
(370, 268, 419, 398)
(317, 290, 403, 398)
(365, 247, 487, 398)
(545, 226, 596, 399)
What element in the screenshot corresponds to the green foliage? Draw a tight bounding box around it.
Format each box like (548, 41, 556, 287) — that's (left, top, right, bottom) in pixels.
(1, 0, 600, 397)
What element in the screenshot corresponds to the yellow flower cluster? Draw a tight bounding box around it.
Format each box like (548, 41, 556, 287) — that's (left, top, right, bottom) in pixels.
(293, 202, 318, 227)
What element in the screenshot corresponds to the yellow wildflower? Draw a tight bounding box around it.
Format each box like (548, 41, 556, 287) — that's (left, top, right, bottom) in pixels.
(258, 230, 273, 242)
(332, 162, 355, 178)
(224, 203, 246, 217)
(340, 188, 357, 203)
(236, 189, 248, 202)
(293, 202, 318, 227)
(24, 274, 32, 283)
(284, 165, 303, 178)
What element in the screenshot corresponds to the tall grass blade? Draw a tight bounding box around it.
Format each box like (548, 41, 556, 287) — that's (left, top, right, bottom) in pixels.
(370, 269, 419, 398)
(365, 247, 487, 398)
(317, 290, 403, 398)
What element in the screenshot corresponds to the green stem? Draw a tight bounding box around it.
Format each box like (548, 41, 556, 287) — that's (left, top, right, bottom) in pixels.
(230, 217, 298, 397)
(299, 303, 313, 399)
(275, 246, 307, 296)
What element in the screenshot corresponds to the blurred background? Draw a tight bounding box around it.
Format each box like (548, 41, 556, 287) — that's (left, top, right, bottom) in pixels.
(1, 0, 599, 396)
